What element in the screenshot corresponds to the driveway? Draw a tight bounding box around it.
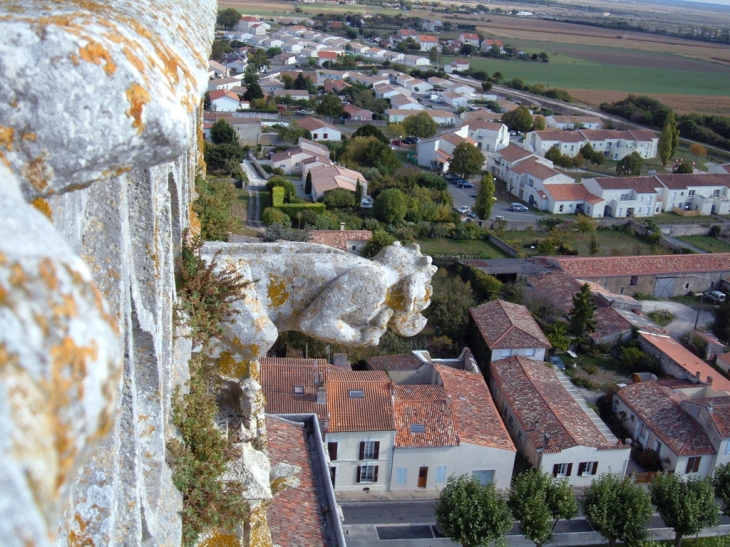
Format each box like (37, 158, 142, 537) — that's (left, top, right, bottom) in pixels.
(637, 300, 714, 338)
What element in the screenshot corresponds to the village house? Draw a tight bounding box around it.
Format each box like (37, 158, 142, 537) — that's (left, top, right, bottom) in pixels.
(458, 33, 480, 47)
(207, 76, 240, 92)
(374, 83, 412, 99)
(490, 356, 630, 486)
(387, 109, 456, 126)
(208, 90, 244, 112)
(469, 300, 551, 367)
(465, 120, 510, 153)
(480, 38, 504, 53)
(207, 60, 229, 79)
(415, 129, 479, 173)
(348, 72, 389, 87)
(308, 228, 372, 255)
(525, 129, 659, 161)
(271, 137, 331, 175)
(444, 59, 470, 74)
(654, 173, 730, 215)
(304, 163, 367, 202)
(417, 35, 439, 51)
(403, 54, 431, 67)
(441, 91, 470, 110)
(343, 104, 373, 121)
(546, 115, 603, 130)
(203, 112, 262, 146)
(390, 94, 424, 111)
(295, 116, 342, 141)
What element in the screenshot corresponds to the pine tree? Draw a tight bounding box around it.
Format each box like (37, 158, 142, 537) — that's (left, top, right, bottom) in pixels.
(589, 234, 599, 256)
(304, 171, 312, 195)
(569, 283, 596, 338)
(658, 112, 679, 167)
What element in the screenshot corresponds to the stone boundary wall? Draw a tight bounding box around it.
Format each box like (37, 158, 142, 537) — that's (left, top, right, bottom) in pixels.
(488, 234, 520, 257)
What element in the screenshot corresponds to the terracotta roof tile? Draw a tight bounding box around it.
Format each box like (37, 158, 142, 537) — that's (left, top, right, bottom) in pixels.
(591, 307, 633, 342)
(260, 358, 330, 419)
(656, 173, 730, 189)
(366, 353, 425, 371)
(296, 116, 337, 132)
(551, 116, 602, 125)
(543, 183, 604, 204)
(491, 357, 623, 451)
(266, 416, 331, 547)
(327, 369, 395, 432)
(511, 158, 561, 180)
(589, 176, 660, 194)
(393, 385, 459, 448)
(616, 381, 715, 456)
(436, 365, 516, 451)
(534, 130, 586, 143)
(470, 300, 551, 349)
(308, 230, 372, 251)
(496, 144, 534, 163)
(552, 253, 730, 278)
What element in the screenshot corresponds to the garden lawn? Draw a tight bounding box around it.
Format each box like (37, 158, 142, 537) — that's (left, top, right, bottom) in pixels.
(651, 212, 718, 225)
(230, 188, 260, 237)
(678, 235, 730, 253)
(415, 237, 509, 258)
(501, 229, 658, 257)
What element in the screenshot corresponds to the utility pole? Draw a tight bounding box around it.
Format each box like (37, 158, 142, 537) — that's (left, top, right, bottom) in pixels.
(694, 291, 707, 330)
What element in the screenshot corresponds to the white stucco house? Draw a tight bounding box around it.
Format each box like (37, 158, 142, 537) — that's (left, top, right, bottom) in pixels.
(465, 120, 509, 153)
(546, 116, 603, 130)
(490, 356, 631, 486)
(208, 90, 242, 112)
(525, 129, 659, 161)
(295, 116, 342, 141)
(271, 137, 331, 175)
(416, 129, 480, 173)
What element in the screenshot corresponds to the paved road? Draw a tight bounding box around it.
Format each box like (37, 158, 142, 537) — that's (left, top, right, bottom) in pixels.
(446, 182, 538, 221)
(637, 299, 715, 338)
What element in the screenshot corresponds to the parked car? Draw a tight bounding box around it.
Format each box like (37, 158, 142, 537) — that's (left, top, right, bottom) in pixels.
(454, 178, 469, 185)
(471, 193, 479, 198)
(458, 182, 475, 188)
(467, 212, 477, 218)
(510, 203, 529, 212)
(444, 173, 459, 181)
(391, 139, 404, 146)
(456, 205, 471, 214)
(403, 136, 420, 144)
(705, 290, 727, 303)
(492, 215, 505, 221)
(548, 355, 566, 370)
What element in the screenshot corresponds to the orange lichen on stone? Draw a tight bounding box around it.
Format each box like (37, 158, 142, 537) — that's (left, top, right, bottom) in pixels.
(21, 131, 36, 142)
(217, 351, 253, 379)
(31, 198, 53, 220)
(8, 262, 26, 288)
(267, 274, 289, 307)
(22, 153, 52, 193)
(188, 204, 201, 236)
(122, 46, 145, 73)
(200, 531, 242, 547)
(125, 83, 150, 134)
(79, 40, 116, 76)
(0, 125, 14, 151)
(0, 283, 7, 307)
(39, 258, 59, 291)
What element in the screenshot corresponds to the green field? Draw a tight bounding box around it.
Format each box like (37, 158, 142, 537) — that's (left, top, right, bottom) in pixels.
(501, 229, 658, 257)
(678, 235, 730, 253)
(439, 50, 730, 96)
(415, 237, 508, 258)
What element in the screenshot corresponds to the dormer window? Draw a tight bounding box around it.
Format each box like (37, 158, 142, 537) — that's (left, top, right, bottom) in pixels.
(293, 385, 304, 395)
(411, 424, 425, 433)
(349, 389, 365, 398)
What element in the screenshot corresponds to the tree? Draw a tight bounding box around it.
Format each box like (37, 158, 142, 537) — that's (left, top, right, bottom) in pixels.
(323, 188, 356, 208)
(384, 123, 407, 140)
(304, 171, 312, 195)
(450, 142, 484, 179)
(569, 283, 596, 338)
(210, 118, 238, 145)
(362, 230, 396, 258)
(353, 124, 389, 143)
(545, 322, 570, 352)
(475, 172, 495, 220)
(482, 81, 493, 92)
(216, 8, 240, 30)
(589, 234, 600, 256)
(501, 105, 534, 133)
(243, 78, 264, 102)
(374, 188, 409, 223)
(293, 72, 310, 91)
(658, 111, 679, 166)
(650, 473, 720, 547)
(532, 115, 547, 131)
(355, 179, 364, 206)
(402, 111, 438, 139)
(341, 136, 400, 176)
(582, 473, 653, 547)
(616, 151, 643, 177)
(675, 162, 693, 174)
(435, 474, 513, 547)
(509, 469, 577, 547)
(574, 214, 596, 237)
(315, 94, 345, 118)
(690, 142, 708, 162)
(427, 278, 475, 340)
(713, 463, 730, 516)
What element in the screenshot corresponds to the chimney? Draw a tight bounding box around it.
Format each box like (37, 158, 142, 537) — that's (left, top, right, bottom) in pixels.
(446, 394, 452, 407)
(332, 353, 349, 367)
(543, 433, 551, 448)
(708, 375, 714, 386)
(708, 402, 715, 413)
(696, 371, 702, 380)
(316, 386, 327, 405)
(340, 222, 345, 231)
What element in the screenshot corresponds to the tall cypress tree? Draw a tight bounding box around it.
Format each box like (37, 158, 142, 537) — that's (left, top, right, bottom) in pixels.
(304, 171, 312, 195)
(569, 283, 596, 338)
(355, 179, 363, 206)
(658, 112, 679, 167)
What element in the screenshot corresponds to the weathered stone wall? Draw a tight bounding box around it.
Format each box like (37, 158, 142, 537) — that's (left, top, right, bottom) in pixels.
(0, 1, 217, 545)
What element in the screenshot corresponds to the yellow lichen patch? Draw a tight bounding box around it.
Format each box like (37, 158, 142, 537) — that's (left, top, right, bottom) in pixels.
(39, 258, 59, 291)
(269, 475, 294, 495)
(79, 40, 116, 76)
(247, 502, 273, 547)
(0, 125, 14, 151)
(51, 293, 79, 321)
(217, 351, 253, 379)
(385, 285, 406, 312)
(69, 53, 80, 66)
(31, 197, 53, 220)
(200, 531, 242, 547)
(21, 153, 53, 193)
(0, 283, 7, 307)
(8, 262, 26, 288)
(122, 46, 145, 73)
(21, 131, 36, 142)
(188, 204, 201, 236)
(125, 83, 150, 134)
(267, 274, 289, 307)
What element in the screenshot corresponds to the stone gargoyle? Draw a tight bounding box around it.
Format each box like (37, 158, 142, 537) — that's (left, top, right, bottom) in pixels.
(201, 241, 437, 360)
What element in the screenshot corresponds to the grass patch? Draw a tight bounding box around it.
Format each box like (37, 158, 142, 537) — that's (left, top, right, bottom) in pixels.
(670, 293, 702, 308)
(258, 189, 271, 211)
(415, 237, 509, 259)
(652, 212, 717, 225)
(678, 235, 730, 253)
(501, 229, 658, 257)
(648, 309, 674, 327)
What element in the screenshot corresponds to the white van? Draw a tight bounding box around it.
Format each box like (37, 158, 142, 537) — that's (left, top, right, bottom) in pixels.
(705, 290, 726, 303)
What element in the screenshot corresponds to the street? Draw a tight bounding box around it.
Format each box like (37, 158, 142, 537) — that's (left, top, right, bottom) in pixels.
(446, 180, 538, 222)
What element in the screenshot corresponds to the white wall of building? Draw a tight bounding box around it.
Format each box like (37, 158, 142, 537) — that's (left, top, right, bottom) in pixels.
(325, 430, 395, 491)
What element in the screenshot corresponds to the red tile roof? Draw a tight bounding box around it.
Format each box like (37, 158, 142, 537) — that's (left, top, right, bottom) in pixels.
(491, 356, 624, 451)
(543, 183, 604, 204)
(552, 254, 730, 278)
(296, 116, 337, 132)
(510, 158, 561, 181)
(470, 300, 551, 350)
(467, 120, 505, 131)
(308, 230, 372, 251)
(393, 385, 459, 448)
(366, 353, 425, 371)
(639, 333, 730, 394)
(616, 381, 715, 456)
(327, 369, 395, 432)
(534, 130, 585, 143)
(266, 416, 330, 547)
(260, 358, 331, 418)
(656, 173, 730, 190)
(460, 33, 480, 40)
(209, 89, 240, 101)
(588, 176, 660, 194)
(496, 144, 534, 163)
(686, 396, 730, 438)
(436, 365, 516, 451)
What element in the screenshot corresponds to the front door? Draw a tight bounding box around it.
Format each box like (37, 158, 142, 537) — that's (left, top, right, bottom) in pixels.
(418, 467, 428, 488)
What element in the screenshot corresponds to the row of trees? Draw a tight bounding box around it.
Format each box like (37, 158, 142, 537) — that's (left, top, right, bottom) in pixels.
(438, 469, 728, 547)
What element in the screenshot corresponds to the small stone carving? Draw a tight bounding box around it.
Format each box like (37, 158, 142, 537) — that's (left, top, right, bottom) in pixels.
(201, 241, 437, 361)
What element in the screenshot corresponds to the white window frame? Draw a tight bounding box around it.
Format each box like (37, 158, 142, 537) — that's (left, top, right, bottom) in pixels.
(360, 464, 377, 483)
(363, 440, 378, 459)
(554, 463, 568, 477)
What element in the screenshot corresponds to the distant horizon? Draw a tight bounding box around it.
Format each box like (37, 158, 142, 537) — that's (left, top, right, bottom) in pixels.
(681, 0, 730, 5)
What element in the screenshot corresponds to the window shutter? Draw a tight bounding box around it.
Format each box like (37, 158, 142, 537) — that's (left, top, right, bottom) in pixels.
(552, 464, 559, 477)
(373, 441, 380, 460)
(359, 442, 365, 460)
(356, 466, 361, 483)
(374, 465, 379, 482)
(328, 442, 338, 461)
(591, 462, 598, 475)
(566, 463, 573, 477)
(577, 463, 586, 476)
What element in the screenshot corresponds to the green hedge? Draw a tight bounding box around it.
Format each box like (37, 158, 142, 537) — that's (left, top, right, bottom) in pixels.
(272, 186, 285, 207)
(278, 203, 326, 216)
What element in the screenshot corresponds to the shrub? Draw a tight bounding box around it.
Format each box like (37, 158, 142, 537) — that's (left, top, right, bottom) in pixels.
(323, 188, 357, 209)
(262, 207, 291, 227)
(193, 176, 241, 241)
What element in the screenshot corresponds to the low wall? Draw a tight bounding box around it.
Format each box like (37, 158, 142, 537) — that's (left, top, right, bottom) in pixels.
(662, 224, 714, 237)
(248, 152, 270, 180)
(488, 234, 520, 257)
